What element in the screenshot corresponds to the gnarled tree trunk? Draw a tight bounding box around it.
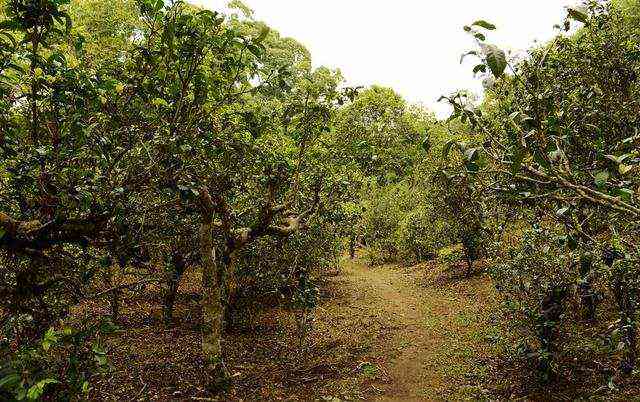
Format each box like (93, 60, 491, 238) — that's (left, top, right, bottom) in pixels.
(195, 183, 320, 390)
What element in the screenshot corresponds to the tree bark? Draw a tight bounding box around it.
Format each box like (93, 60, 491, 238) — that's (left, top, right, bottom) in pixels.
(465, 254, 473, 278)
(109, 290, 120, 322)
(612, 275, 637, 375)
(163, 252, 187, 326)
(349, 234, 356, 259)
(200, 217, 228, 389)
(222, 251, 239, 329)
(578, 253, 596, 320)
(536, 285, 568, 382)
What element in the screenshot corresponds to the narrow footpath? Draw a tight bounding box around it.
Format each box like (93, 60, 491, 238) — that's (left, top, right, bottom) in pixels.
(314, 258, 498, 401)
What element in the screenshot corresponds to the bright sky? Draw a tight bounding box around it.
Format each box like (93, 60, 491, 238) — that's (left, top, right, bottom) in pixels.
(193, 1, 573, 117)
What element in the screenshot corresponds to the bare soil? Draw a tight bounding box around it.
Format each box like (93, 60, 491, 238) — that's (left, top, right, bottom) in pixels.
(92, 257, 500, 401)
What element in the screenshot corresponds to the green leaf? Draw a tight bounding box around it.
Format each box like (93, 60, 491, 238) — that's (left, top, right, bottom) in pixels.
(473, 32, 486, 41)
(0, 228, 5, 239)
(442, 140, 457, 159)
(472, 20, 497, 30)
(567, 7, 589, 24)
(7, 63, 25, 73)
(151, 98, 169, 107)
(481, 43, 507, 78)
(96, 355, 108, 366)
(0, 20, 19, 30)
(616, 188, 634, 202)
(421, 136, 431, 152)
(93, 341, 108, 366)
(255, 26, 269, 43)
(42, 328, 58, 351)
(247, 44, 262, 57)
(619, 164, 634, 176)
(627, 50, 640, 62)
(27, 379, 58, 401)
(92, 343, 106, 355)
(510, 149, 524, 175)
(473, 64, 487, 75)
(0, 374, 20, 389)
(360, 362, 378, 376)
(534, 151, 551, 170)
(594, 171, 609, 188)
(464, 147, 479, 162)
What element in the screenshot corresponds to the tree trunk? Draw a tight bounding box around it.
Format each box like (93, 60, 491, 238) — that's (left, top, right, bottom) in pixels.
(349, 234, 356, 259)
(465, 254, 473, 278)
(612, 275, 637, 375)
(103, 263, 120, 322)
(163, 252, 187, 326)
(222, 252, 239, 329)
(578, 253, 596, 320)
(536, 285, 568, 382)
(109, 290, 120, 322)
(200, 218, 228, 389)
(604, 249, 637, 375)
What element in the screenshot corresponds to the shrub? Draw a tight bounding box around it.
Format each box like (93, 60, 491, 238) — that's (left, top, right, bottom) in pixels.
(395, 206, 447, 264)
(0, 320, 117, 400)
(436, 244, 465, 269)
(490, 226, 574, 382)
(231, 221, 342, 319)
(360, 181, 451, 265)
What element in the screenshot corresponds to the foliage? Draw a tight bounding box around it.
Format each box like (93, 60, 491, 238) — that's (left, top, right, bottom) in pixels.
(233, 219, 341, 311)
(0, 319, 117, 400)
(490, 226, 574, 381)
(2, 0, 640, 398)
(359, 180, 449, 265)
(333, 86, 434, 184)
(436, 244, 465, 269)
(445, 0, 640, 386)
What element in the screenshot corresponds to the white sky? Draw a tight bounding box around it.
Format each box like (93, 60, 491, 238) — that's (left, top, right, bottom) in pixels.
(193, 1, 573, 117)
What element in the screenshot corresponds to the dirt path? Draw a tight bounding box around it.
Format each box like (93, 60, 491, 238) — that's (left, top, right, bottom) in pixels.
(92, 257, 499, 401)
(316, 258, 498, 401)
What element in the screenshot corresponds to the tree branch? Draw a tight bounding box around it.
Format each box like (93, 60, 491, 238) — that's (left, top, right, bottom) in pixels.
(0, 212, 110, 252)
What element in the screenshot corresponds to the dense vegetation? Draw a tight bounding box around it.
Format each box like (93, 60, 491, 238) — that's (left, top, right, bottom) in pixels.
(1, 0, 639, 399)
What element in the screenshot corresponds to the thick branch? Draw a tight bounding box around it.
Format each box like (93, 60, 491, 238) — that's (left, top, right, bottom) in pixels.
(0, 212, 110, 252)
(233, 184, 322, 248)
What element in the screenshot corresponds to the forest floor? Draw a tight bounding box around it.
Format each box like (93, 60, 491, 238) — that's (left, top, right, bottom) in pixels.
(314, 259, 640, 401)
(92, 256, 504, 401)
(314, 258, 501, 401)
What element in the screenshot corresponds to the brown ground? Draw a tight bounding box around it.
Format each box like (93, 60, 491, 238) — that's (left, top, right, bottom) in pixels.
(331, 259, 498, 401)
(92, 257, 500, 401)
